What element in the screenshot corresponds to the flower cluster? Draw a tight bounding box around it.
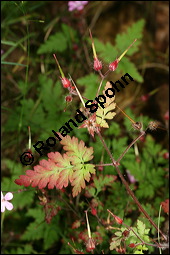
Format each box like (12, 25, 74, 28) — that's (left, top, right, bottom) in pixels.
(68, 1, 88, 12)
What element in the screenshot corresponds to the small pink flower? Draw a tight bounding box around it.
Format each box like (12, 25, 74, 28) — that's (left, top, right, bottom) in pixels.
(126, 170, 137, 184)
(68, 1, 88, 12)
(1, 191, 14, 213)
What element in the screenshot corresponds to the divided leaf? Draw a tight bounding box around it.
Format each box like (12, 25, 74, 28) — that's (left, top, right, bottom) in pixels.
(96, 82, 116, 128)
(15, 136, 95, 197)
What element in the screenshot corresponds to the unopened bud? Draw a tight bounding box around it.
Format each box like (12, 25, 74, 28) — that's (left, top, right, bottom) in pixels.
(65, 95, 72, 102)
(114, 215, 123, 224)
(141, 94, 150, 102)
(164, 111, 169, 120)
(91, 207, 97, 216)
(107, 209, 123, 224)
(129, 243, 136, 248)
(109, 59, 119, 71)
(94, 58, 102, 71)
(60, 77, 71, 88)
(163, 152, 169, 159)
(122, 230, 129, 237)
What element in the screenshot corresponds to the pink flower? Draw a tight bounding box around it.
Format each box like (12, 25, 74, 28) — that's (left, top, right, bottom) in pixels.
(126, 170, 137, 184)
(1, 191, 14, 213)
(68, 1, 88, 12)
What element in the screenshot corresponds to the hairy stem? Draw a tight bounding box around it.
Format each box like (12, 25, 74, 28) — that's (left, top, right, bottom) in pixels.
(95, 163, 113, 167)
(97, 132, 167, 241)
(96, 76, 104, 98)
(117, 131, 145, 163)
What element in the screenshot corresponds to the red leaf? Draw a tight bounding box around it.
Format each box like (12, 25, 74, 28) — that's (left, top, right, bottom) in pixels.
(15, 136, 95, 197)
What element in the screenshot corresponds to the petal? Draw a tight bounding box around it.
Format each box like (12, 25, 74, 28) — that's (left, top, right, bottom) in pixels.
(68, 5, 76, 11)
(5, 192, 13, 201)
(1, 202, 5, 213)
(5, 201, 13, 211)
(77, 5, 84, 11)
(1, 192, 4, 201)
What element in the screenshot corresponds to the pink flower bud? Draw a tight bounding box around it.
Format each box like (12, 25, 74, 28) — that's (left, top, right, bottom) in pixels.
(91, 207, 97, 216)
(114, 215, 123, 224)
(141, 94, 150, 102)
(122, 230, 129, 237)
(129, 243, 136, 248)
(164, 110, 169, 120)
(93, 58, 102, 71)
(65, 95, 72, 102)
(60, 77, 71, 88)
(98, 165, 104, 171)
(109, 59, 119, 71)
(163, 152, 169, 159)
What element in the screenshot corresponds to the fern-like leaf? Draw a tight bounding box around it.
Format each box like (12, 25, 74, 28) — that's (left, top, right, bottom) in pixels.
(96, 81, 116, 128)
(15, 136, 95, 197)
(37, 32, 67, 54)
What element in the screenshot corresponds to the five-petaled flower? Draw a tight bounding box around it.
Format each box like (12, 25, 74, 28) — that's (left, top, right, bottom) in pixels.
(68, 1, 88, 12)
(1, 191, 14, 213)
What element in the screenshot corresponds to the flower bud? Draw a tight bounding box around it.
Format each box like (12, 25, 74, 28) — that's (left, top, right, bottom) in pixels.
(109, 59, 119, 71)
(91, 207, 97, 216)
(65, 95, 72, 102)
(163, 152, 169, 159)
(93, 58, 102, 71)
(107, 209, 123, 224)
(122, 230, 129, 237)
(141, 94, 150, 102)
(129, 243, 136, 248)
(164, 110, 169, 120)
(114, 215, 123, 224)
(60, 77, 71, 88)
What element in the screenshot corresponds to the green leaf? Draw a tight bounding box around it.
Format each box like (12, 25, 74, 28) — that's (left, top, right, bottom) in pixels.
(118, 57, 143, 82)
(21, 208, 59, 250)
(77, 73, 99, 100)
(136, 220, 150, 242)
(9, 244, 34, 255)
(115, 19, 145, 56)
(93, 38, 117, 62)
(104, 121, 121, 137)
(92, 19, 145, 82)
(110, 236, 121, 250)
(1, 160, 35, 209)
(61, 23, 78, 48)
(112, 136, 128, 159)
(37, 32, 67, 54)
(134, 250, 144, 254)
(37, 24, 78, 54)
(137, 220, 145, 236)
(93, 175, 117, 195)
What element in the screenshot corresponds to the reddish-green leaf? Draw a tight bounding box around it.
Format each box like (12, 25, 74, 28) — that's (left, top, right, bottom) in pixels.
(15, 136, 95, 197)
